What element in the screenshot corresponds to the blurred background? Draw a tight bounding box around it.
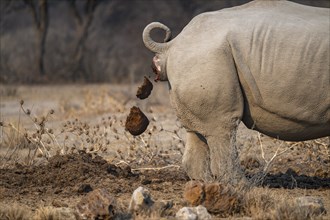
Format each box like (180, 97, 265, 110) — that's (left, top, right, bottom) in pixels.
(1, 0, 329, 84)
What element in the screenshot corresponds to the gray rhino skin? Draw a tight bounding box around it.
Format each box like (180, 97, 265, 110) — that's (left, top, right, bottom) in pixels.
(143, 0, 330, 184)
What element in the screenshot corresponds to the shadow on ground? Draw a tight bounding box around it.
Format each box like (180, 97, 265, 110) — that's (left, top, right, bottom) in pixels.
(262, 169, 330, 189)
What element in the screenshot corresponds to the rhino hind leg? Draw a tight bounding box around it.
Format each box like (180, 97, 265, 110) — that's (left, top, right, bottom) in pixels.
(182, 131, 212, 181)
(206, 123, 247, 185)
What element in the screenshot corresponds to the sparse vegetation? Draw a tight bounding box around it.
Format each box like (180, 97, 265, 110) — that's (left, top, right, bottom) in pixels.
(0, 203, 32, 220)
(0, 84, 329, 219)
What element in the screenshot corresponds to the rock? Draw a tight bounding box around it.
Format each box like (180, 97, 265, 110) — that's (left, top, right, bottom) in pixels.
(295, 196, 326, 216)
(175, 205, 211, 220)
(76, 188, 117, 219)
(183, 181, 240, 214)
(136, 76, 153, 99)
(129, 186, 154, 213)
(176, 207, 197, 220)
(125, 106, 149, 136)
(128, 187, 173, 218)
(195, 205, 212, 220)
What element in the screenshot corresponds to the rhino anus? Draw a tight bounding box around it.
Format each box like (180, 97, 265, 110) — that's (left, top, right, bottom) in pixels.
(142, 0, 330, 185)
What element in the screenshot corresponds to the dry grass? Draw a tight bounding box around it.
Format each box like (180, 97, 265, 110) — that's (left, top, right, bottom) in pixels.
(0, 95, 185, 169)
(238, 133, 329, 186)
(0, 203, 32, 220)
(0, 85, 329, 219)
(33, 207, 78, 220)
(243, 187, 326, 220)
(0, 101, 58, 167)
(0, 204, 79, 220)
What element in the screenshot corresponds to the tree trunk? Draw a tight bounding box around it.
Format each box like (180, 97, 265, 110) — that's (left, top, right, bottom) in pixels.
(24, 0, 49, 78)
(70, 0, 98, 81)
(38, 0, 48, 76)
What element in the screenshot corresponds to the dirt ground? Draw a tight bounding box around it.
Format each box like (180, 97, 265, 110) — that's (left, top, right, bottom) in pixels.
(0, 84, 329, 219)
(0, 151, 188, 214)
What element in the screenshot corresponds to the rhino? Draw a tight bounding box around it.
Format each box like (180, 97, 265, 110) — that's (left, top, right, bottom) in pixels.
(142, 0, 330, 184)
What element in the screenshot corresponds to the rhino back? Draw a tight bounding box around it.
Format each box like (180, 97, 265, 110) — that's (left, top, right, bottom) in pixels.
(226, 1, 329, 126)
(167, 0, 329, 140)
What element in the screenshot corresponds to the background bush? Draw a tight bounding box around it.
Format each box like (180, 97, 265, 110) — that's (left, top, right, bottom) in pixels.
(1, 0, 329, 84)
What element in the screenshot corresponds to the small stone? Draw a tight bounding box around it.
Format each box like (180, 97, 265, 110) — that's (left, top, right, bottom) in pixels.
(195, 205, 212, 220)
(176, 207, 197, 220)
(136, 76, 153, 99)
(295, 196, 326, 216)
(175, 205, 211, 220)
(76, 188, 117, 219)
(125, 106, 149, 136)
(129, 186, 154, 213)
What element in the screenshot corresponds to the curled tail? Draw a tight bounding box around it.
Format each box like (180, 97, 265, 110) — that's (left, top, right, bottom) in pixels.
(143, 22, 172, 53)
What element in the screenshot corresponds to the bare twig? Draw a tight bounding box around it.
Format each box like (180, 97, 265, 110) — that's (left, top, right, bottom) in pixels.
(131, 165, 181, 172)
(258, 133, 294, 173)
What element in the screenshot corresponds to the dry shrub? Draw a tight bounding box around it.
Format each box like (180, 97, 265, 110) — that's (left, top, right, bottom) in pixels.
(0, 97, 185, 169)
(33, 207, 78, 220)
(243, 188, 277, 219)
(243, 188, 325, 220)
(132, 201, 174, 220)
(0, 203, 32, 220)
(0, 101, 58, 167)
(273, 203, 314, 220)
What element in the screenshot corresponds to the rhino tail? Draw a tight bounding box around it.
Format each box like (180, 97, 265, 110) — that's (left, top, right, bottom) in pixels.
(143, 22, 172, 53)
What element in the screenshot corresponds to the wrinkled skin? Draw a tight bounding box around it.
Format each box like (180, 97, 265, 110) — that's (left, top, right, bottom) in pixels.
(143, 0, 330, 184)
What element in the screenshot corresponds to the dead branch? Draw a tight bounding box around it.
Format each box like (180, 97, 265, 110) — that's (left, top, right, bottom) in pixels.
(131, 165, 181, 172)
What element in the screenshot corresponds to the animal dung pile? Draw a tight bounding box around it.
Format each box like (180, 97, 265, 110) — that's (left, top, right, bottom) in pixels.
(183, 181, 241, 214)
(125, 76, 153, 136)
(125, 106, 149, 136)
(136, 76, 153, 99)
